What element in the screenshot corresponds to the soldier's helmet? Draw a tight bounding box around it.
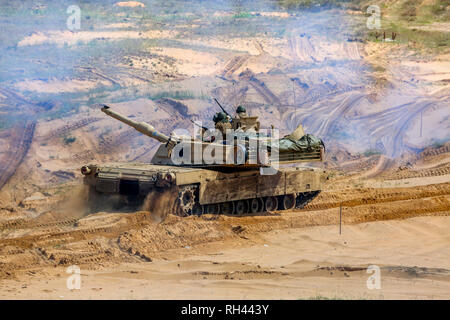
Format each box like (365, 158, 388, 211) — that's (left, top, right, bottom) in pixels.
(213, 112, 227, 123)
(236, 105, 246, 114)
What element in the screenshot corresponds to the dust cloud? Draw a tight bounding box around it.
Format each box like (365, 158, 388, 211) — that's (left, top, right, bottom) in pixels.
(141, 187, 178, 222)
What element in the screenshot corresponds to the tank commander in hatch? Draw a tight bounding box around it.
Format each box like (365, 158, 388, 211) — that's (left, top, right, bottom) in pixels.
(213, 111, 232, 137)
(232, 105, 260, 132)
(235, 105, 247, 117)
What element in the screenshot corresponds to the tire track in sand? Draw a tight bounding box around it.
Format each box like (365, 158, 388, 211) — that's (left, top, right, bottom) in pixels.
(0, 121, 36, 191)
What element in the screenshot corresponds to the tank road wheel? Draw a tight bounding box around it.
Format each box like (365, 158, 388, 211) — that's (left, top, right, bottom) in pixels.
(192, 203, 203, 216)
(250, 198, 263, 213)
(206, 203, 219, 214)
(264, 196, 278, 212)
(176, 185, 196, 216)
(220, 202, 235, 215)
(281, 194, 296, 210)
(234, 200, 249, 215)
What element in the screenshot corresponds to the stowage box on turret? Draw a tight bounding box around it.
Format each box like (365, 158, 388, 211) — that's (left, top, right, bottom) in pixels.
(81, 105, 326, 216)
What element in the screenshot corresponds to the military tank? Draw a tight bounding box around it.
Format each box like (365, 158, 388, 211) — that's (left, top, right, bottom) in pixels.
(81, 105, 326, 216)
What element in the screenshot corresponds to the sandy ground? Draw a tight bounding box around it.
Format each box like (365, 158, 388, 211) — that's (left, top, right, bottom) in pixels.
(1, 215, 448, 300)
(0, 161, 448, 300)
(0, 120, 448, 301)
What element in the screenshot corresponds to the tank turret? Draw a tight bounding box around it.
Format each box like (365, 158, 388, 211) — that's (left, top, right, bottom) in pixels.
(100, 104, 324, 167)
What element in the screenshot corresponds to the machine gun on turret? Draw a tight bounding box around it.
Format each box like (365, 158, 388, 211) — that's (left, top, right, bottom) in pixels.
(213, 98, 232, 119)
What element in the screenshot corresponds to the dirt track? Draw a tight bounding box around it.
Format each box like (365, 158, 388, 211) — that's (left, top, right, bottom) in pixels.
(0, 121, 36, 190)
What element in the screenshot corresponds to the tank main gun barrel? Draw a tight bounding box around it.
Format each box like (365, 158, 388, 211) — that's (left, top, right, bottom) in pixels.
(101, 105, 170, 143)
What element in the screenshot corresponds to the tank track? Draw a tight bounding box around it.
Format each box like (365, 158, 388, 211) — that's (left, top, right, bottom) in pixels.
(87, 185, 321, 217)
(181, 186, 321, 216)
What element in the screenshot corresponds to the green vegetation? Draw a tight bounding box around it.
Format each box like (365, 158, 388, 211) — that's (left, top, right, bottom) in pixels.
(431, 0, 449, 17)
(233, 11, 254, 19)
(373, 65, 386, 73)
(86, 86, 208, 107)
(149, 90, 196, 100)
(400, 0, 418, 21)
(276, 0, 449, 21)
(402, 0, 450, 23)
(395, 24, 448, 49)
(356, 0, 450, 52)
(363, 149, 383, 157)
(277, 0, 350, 9)
(279, 0, 449, 52)
(63, 136, 76, 145)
